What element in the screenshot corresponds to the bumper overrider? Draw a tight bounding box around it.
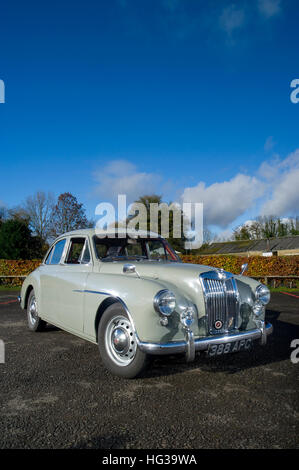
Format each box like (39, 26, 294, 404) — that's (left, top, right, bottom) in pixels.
(137, 321, 273, 362)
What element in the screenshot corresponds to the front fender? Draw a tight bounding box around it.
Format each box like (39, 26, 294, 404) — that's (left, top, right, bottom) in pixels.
(83, 273, 199, 343)
(20, 270, 41, 311)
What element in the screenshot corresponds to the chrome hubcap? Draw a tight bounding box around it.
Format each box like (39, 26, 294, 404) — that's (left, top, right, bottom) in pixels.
(112, 327, 130, 354)
(106, 315, 137, 366)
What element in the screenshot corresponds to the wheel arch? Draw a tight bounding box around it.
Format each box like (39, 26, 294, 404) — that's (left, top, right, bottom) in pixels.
(95, 297, 117, 340)
(24, 284, 34, 309)
(95, 296, 134, 342)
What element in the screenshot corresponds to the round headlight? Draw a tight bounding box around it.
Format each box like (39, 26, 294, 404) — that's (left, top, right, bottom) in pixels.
(256, 284, 270, 305)
(154, 290, 176, 316)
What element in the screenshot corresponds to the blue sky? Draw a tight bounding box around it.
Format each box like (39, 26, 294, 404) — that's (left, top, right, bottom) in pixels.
(0, 0, 298, 238)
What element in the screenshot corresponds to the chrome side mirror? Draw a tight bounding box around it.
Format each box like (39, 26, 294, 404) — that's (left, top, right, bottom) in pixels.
(123, 264, 140, 278)
(240, 263, 248, 275)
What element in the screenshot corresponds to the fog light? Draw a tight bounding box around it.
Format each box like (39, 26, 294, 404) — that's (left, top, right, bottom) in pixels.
(180, 307, 195, 328)
(160, 316, 168, 326)
(253, 301, 264, 317)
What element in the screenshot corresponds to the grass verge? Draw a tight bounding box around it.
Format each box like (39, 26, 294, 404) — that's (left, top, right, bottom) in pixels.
(269, 287, 299, 293)
(0, 285, 21, 291)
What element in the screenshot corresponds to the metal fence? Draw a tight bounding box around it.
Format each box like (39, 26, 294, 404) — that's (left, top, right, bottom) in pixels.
(250, 275, 299, 288)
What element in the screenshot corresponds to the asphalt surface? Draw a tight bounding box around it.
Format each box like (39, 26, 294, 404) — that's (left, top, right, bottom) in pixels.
(0, 290, 298, 449)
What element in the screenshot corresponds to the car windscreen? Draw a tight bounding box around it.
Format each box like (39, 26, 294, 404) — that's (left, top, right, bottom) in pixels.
(93, 236, 180, 262)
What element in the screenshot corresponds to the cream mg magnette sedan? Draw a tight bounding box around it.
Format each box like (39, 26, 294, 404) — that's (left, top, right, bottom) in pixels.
(19, 228, 273, 378)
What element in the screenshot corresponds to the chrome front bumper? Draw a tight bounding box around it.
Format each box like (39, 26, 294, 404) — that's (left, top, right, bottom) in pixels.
(138, 322, 273, 361)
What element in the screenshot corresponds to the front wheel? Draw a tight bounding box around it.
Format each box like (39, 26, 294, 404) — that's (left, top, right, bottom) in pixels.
(98, 303, 149, 379)
(27, 290, 47, 332)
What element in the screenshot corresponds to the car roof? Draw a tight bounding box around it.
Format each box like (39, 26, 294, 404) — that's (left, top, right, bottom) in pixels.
(55, 227, 161, 241)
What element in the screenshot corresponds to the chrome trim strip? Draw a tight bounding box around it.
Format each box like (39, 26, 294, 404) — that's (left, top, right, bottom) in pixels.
(73, 289, 110, 295)
(137, 323, 273, 356)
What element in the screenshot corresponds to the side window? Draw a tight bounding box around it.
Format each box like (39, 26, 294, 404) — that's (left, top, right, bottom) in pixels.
(66, 237, 91, 264)
(50, 239, 66, 265)
(81, 242, 91, 264)
(45, 246, 54, 265)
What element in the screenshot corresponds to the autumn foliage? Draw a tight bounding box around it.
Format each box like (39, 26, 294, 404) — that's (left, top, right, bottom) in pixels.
(1, 255, 299, 286)
(0, 260, 41, 286)
(181, 255, 299, 276)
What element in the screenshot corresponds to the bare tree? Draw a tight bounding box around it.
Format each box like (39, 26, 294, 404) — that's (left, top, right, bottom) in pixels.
(50, 192, 91, 238)
(233, 215, 299, 240)
(203, 227, 215, 244)
(24, 191, 55, 242)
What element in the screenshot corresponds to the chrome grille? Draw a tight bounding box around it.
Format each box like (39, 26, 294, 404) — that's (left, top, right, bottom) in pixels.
(200, 271, 239, 335)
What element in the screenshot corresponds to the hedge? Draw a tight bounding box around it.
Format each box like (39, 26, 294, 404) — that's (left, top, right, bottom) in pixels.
(0, 260, 42, 286)
(181, 255, 299, 276)
(1, 255, 299, 286)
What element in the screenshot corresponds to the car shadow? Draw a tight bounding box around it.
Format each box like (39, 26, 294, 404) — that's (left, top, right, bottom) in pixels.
(40, 324, 60, 333)
(141, 309, 299, 379)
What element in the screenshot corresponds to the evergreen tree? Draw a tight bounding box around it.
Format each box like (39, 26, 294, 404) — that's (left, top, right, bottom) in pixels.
(0, 219, 42, 259)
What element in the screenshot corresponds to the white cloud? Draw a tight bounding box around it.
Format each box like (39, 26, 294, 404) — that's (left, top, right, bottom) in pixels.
(182, 174, 265, 228)
(218, 1, 282, 41)
(219, 4, 246, 36)
(258, 153, 280, 180)
(91, 149, 299, 232)
(260, 149, 299, 216)
(264, 135, 276, 152)
(262, 169, 299, 215)
(279, 148, 299, 170)
(212, 228, 234, 242)
(92, 160, 160, 204)
(258, 0, 281, 18)
(181, 148, 299, 230)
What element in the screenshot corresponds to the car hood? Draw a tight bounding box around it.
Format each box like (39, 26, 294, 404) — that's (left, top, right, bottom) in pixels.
(100, 260, 214, 280)
(99, 260, 259, 299)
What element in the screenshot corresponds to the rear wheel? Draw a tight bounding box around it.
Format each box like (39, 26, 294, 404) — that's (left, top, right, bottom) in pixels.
(98, 303, 149, 378)
(27, 290, 47, 332)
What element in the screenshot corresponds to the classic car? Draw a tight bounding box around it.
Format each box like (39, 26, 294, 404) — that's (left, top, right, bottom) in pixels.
(19, 228, 273, 378)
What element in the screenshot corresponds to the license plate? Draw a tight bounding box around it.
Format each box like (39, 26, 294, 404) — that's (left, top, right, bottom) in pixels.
(207, 338, 252, 357)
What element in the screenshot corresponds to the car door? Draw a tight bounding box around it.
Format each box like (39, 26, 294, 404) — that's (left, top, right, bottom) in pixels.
(54, 236, 93, 333)
(39, 238, 68, 324)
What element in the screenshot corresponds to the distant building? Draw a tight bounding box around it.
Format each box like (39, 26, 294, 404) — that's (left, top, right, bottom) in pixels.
(198, 235, 299, 257)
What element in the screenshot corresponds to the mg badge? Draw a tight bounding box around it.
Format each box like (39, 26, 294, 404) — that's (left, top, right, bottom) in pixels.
(214, 320, 223, 330)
